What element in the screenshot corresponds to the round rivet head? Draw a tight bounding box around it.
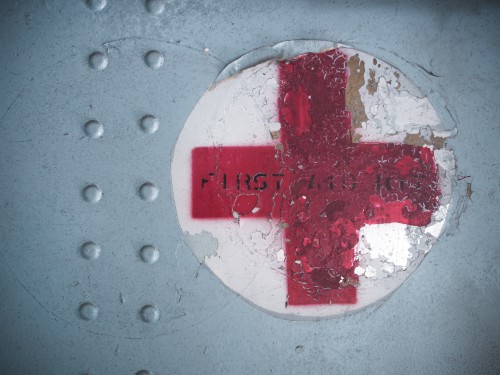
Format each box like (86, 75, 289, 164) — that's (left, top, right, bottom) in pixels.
(81, 242, 101, 260)
(79, 302, 99, 321)
(145, 50, 164, 69)
(84, 120, 104, 139)
(140, 115, 159, 134)
(88, 51, 108, 71)
(86, 0, 107, 11)
(140, 245, 159, 264)
(83, 184, 102, 204)
(136, 371, 153, 375)
(139, 182, 158, 202)
(140, 305, 160, 323)
(145, 0, 165, 15)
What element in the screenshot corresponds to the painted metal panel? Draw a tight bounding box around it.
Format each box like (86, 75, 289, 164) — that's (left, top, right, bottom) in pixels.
(0, 1, 498, 374)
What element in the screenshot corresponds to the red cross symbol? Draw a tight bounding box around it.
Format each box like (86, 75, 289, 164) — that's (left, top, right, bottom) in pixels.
(191, 50, 439, 306)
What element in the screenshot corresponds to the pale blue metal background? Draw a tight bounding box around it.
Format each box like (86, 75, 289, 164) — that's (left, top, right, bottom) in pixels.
(0, 1, 499, 374)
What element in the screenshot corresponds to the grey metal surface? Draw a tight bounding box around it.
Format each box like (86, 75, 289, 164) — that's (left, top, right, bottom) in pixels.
(0, 0, 498, 374)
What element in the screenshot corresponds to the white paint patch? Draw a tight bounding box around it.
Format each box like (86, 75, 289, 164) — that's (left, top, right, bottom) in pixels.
(365, 266, 377, 278)
(382, 262, 395, 274)
(359, 76, 441, 142)
(434, 149, 456, 174)
(357, 223, 413, 269)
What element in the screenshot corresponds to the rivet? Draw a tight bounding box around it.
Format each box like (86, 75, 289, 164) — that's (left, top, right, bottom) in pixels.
(79, 302, 99, 321)
(81, 242, 101, 260)
(136, 371, 153, 375)
(139, 182, 158, 202)
(144, 50, 164, 69)
(140, 115, 159, 134)
(140, 245, 159, 264)
(88, 51, 108, 71)
(85, 0, 107, 11)
(84, 120, 104, 139)
(83, 184, 103, 204)
(145, 0, 165, 15)
(140, 305, 160, 323)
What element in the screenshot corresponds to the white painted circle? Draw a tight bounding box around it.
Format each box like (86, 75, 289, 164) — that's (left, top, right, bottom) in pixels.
(172, 42, 456, 319)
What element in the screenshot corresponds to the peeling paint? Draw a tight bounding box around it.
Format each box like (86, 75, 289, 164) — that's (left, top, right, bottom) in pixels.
(269, 121, 281, 140)
(358, 223, 412, 269)
(345, 54, 368, 130)
(367, 68, 378, 95)
(172, 42, 457, 319)
(404, 133, 446, 149)
(184, 230, 219, 263)
(340, 46, 456, 151)
(394, 71, 401, 91)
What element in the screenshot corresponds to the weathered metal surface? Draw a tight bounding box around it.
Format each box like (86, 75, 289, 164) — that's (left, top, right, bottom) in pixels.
(0, 1, 499, 374)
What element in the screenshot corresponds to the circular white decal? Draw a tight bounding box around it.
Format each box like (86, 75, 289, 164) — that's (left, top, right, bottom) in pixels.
(172, 42, 455, 319)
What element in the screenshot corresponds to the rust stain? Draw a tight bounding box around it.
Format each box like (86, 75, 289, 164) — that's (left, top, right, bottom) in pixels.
(466, 182, 473, 198)
(404, 133, 446, 149)
(404, 134, 427, 147)
(270, 130, 280, 140)
(345, 54, 368, 136)
(367, 68, 378, 95)
(339, 277, 360, 288)
(430, 134, 445, 149)
(351, 132, 362, 143)
(394, 71, 401, 91)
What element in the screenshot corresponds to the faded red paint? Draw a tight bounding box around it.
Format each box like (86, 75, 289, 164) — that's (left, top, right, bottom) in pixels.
(191, 49, 440, 306)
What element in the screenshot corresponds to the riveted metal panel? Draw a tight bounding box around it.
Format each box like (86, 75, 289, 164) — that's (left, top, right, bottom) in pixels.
(0, 1, 499, 374)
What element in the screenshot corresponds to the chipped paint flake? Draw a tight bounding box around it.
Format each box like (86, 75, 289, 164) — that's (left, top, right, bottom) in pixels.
(346, 54, 368, 130)
(357, 223, 413, 270)
(184, 230, 219, 263)
(340, 47, 455, 149)
(367, 68, 378, 95)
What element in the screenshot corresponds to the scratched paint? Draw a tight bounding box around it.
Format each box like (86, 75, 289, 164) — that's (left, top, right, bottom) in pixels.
(172, 43, 456, 318)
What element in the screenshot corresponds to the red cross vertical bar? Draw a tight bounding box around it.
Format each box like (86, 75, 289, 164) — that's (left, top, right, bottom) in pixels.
(191, 49, 440, 306)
